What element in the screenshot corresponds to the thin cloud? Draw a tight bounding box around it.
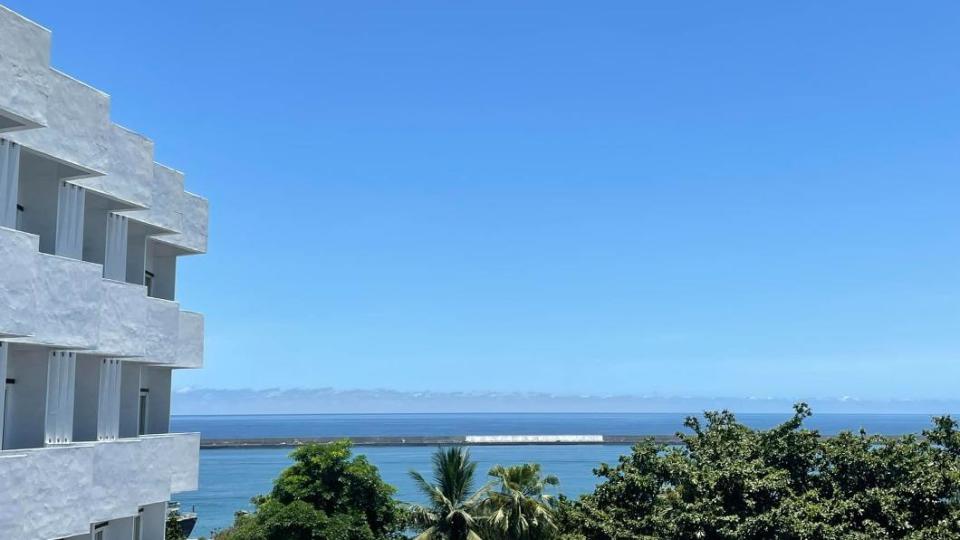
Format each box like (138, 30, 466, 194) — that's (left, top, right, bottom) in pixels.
(172, 387, 960, 415)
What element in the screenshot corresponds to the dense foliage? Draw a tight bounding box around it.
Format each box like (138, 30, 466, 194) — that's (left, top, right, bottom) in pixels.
(215, 406, 960, 539)
(557, 404, 960, 540)
(216, 440, 406, 540)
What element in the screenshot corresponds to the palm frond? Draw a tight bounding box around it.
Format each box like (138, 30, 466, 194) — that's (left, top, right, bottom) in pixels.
(410, 447, 488, 540)
(413, 526, 438, 540)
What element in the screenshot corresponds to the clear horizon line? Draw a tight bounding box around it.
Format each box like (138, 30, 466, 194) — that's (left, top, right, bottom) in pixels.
(171, 386, 960, 403)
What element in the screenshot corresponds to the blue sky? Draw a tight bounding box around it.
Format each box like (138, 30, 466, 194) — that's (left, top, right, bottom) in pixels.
(8, 1, 960, 401)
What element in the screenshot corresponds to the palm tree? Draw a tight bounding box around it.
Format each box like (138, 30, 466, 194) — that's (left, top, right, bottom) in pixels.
(483, 464, 560, 540)
(409, 447, 490, 540)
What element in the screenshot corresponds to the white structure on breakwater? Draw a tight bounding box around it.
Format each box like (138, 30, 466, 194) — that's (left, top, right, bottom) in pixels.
(0, 5, 207, 539)
(464, 435, 605, 444)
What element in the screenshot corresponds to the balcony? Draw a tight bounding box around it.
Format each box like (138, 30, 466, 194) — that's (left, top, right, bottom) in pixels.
(177, 311, 205, 369)
(0, 6, 51, 131)
(0, 433, 199, 539)
(0, 226, 203, 367)
(150, 190, 209, 255)
(3, 70, 155, 210)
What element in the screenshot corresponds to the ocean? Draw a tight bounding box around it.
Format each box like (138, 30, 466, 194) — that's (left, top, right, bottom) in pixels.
(172, 412, 939, 537)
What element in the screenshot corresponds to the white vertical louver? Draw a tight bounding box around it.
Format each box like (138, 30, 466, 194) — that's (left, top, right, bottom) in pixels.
(55, 181, 85, 259)
(44, 350, 76, 445)
(104, 214, 129, 281)
(0, 139, 20, 229)
(96, 358, 122, 441)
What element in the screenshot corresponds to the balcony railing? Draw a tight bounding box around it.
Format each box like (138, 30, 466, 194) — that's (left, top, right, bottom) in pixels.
(0, 432, 199, 539)
(0, 6, 50, 130)
(0, 226, 203, 367)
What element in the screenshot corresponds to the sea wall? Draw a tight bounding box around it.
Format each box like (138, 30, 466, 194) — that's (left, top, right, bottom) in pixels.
(199, 434, 681, 448)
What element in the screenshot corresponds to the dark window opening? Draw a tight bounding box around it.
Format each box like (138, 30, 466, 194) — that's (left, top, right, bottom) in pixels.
(144, 270, 154, 296)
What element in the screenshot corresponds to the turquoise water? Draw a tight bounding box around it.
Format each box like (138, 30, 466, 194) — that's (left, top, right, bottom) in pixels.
(172, 412, 939, 537)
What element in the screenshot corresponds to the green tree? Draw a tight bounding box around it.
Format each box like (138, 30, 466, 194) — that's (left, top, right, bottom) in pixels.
(216, 440, 406, 540)
(408, 447, 490, 540)
(558, 404, 960, 540)
(483, 463, 560, 540)
(165, 510, 187, 540)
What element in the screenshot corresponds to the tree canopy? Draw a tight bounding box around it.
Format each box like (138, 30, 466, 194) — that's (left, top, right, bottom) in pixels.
(216, 440, 406, 540)
(556, 404, 960, 540)
(215, 406, 960, 539)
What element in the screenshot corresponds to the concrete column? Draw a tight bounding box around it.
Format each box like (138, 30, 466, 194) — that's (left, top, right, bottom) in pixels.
(102, 516, 134, 540)
(4, 348, 48, 449)
(126, 224, 147, 285)
(55, 181, 85, 259)
(118, 362, 141, 438)
(44, 350, 76, 445)
(140, 502, 167, 540)
(96, 358, 122, 440)
(104, 214, 128, 281)
(0, 139, 20, 229)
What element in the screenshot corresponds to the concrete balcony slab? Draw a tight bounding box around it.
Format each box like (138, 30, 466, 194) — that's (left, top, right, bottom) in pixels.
(0, 432, 199, 539)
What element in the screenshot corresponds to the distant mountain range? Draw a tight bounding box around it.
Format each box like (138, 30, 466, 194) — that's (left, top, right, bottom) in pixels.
(171, 387, 960, 415)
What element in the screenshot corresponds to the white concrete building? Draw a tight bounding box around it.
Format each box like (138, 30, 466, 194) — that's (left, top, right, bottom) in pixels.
(0, 5, 208, 539)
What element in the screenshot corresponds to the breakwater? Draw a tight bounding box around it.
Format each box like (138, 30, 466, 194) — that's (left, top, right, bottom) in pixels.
(200, 434, 683, 448)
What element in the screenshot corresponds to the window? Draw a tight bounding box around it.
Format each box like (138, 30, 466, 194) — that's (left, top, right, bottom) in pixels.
(138, 389, 149, 436)
(15, 204, 22, 230)
(144, 270, 154, 296)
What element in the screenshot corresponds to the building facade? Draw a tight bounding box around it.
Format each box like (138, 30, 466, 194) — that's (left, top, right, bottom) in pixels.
(0, 5, 208, 539)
